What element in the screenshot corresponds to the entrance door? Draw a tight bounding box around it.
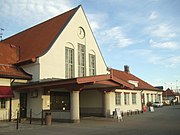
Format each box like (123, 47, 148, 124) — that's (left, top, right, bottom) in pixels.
(20, 93, 27, 118)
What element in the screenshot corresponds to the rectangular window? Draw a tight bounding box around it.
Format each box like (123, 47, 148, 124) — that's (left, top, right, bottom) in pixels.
(50, 92, 70, 111)
(158, 94, 161, 102)
(78, 44, 86, 77)
(0, 98, 6, 109)
(115, 93, 121, 105)
(65, 47, 74, 78)
(132, 93, 137, 104)
(124, 93, 129, 105)
(89, 54, 96, 76)
(147, 94, 149, 102)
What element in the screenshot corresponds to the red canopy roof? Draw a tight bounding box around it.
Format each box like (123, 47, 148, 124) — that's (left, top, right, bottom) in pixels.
(0, 86, 14, 98)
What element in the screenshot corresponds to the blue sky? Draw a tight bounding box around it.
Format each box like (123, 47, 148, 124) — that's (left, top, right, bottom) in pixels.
(0, 0, 180, 90)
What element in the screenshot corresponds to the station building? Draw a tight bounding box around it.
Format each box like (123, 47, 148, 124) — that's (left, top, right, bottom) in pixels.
(0, 5, 162, 122)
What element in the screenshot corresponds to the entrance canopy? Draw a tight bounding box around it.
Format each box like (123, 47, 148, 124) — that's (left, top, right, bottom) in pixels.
(0, 86, 14, 98)
(13, 74, 134, 91)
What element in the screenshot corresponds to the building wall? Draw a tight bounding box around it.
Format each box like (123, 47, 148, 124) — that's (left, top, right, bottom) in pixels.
(115, 89, 142, 113)
(27, 89, 43, 119)
(0, 78, 11, 120)
(39, 6, 107, 80)
(22, 61, 40, 82)
(0, 99, 10, 120)
(11, 91, 20, 120)
(0, 78, 11, 86)
(0, 78, 31, 120)
(80, 90, 104, 116)
(104, 91, 116, 117)
(142, 90, 163, 105)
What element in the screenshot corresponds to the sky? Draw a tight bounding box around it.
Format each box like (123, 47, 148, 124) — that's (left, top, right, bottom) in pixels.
(0, 0, 180, 90)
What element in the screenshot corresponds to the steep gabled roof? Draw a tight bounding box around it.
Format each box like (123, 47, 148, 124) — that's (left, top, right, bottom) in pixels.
(162, 88, 176, 97)
(2, 6, 80, 64)
(112, 69, 159, 91)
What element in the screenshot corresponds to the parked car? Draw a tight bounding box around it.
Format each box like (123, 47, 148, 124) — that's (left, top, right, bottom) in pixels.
(152, 102, 163, 107)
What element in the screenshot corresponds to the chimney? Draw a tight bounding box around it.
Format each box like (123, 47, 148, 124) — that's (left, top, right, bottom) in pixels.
(124, 65, 130, 73)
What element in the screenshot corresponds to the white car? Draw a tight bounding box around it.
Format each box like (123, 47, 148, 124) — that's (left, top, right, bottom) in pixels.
(152, 102, 163, 107)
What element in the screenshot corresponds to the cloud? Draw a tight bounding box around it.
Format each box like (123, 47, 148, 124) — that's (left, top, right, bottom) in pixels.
(148, 11, 158, 20)
(149, 39, 178, 49)
(87, 13, 108, 32)
(99, 26, 134, 50)
(0, 0, 73, 25)
(148, 54, 180, 68)
(125, 49, 180, 68)
(147, 23, 176, 39)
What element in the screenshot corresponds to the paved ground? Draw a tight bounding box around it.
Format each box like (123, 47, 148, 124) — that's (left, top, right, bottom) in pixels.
(0, 105, 180, 135)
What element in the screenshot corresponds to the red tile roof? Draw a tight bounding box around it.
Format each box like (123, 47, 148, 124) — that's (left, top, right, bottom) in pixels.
(0, 42, 18, 64)
(2, 6, 79, 64)
(0, 64, 32, 80)
(0, 42, 32, 79)
(112, 69, 159, 91)
(162, 88, 176, 97)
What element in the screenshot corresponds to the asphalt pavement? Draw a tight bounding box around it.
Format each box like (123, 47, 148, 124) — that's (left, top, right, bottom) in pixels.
(0, 105, 180, 135)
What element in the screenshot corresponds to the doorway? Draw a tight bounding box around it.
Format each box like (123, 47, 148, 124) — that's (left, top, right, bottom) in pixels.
(20, 93, 27, 118)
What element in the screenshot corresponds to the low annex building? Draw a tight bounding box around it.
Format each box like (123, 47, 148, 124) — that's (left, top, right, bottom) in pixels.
(0, 5, 162, 122)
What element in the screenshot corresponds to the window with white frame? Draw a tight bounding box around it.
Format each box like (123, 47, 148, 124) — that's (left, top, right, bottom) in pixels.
(0, 98, 6, 109)
(132, 93, 137, 104)
(89, 54, 96, 76)
(115, 92, 121, 105)
(124, 93, 130, 105)
(147, 94, 149, 102)
(78, 44, 86, 77)
(65, 47, 74, 78)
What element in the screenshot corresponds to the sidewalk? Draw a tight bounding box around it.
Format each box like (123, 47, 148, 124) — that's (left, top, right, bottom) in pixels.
(0, 120, 45, 132)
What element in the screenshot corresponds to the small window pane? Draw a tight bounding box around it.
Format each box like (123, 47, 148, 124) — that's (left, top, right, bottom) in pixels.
(65, 47, 74, 78)
(115, 93, 121, 105)
(89, 54, 96, 76)
(0, 98, 6, 109)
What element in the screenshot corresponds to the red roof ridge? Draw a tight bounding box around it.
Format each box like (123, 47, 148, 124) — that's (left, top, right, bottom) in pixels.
(111, 68, 159, 91)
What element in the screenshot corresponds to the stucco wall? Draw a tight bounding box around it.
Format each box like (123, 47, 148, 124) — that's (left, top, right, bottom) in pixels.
(11, 91, 20, 120)
(39, 6, 107, 80)
(0, 78, 11, 86)
(104, 91, 115, 117)
(27, 89, 43, 119)
(142, 90, 163, 105)
(22, 62, 40, 82)
(0, 99, 9, 120)
(115, 89, 142, 113)
(0, 78, 10, 120)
